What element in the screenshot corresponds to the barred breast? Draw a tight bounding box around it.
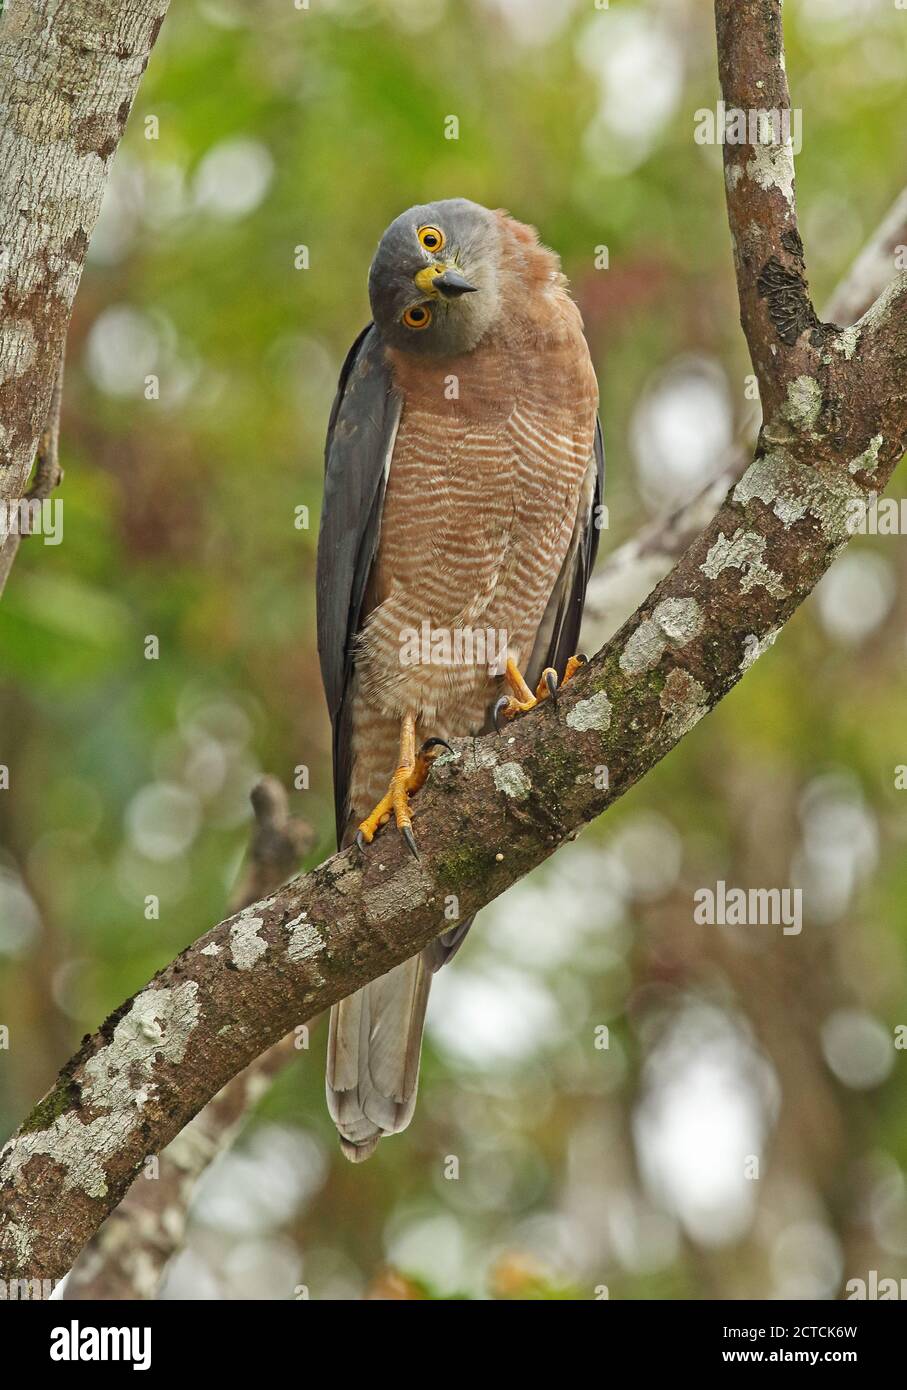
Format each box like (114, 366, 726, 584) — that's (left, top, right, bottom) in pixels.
(355, 305, 597, 732)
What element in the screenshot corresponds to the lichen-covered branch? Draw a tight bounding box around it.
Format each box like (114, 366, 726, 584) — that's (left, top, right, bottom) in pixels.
(0, 0, 905, 1291)
(715, 0, 819, 420)
(0, 0, 170, 581)
(63, 779, 315, 1301)
(582, 185, 907, 647)
(61, 1033, 302, 1300)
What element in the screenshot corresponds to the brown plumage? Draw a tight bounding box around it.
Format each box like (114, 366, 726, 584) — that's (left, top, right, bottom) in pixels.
(317, 199, 603, 1161)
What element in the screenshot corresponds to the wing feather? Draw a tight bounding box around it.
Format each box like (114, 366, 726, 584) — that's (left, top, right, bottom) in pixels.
(316, 324, 401, 846)
(526, 413, 605, 689)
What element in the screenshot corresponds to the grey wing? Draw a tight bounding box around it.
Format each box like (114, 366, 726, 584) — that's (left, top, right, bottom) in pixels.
(526, 413, 605, 690)
(316, 323, 401, 847)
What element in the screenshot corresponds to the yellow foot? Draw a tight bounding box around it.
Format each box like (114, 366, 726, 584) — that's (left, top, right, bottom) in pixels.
(355, 723, 452, 860)
(493, 654, 587, 731)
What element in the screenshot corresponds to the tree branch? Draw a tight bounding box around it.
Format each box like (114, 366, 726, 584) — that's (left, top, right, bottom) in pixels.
(715, 0, 818, 419)
(825, 187, 907, 328)
(0, 0, 169, 585)
(62, 779, 315, 1301)
(582, 184, 907, 646)
(0, 348, 64, 598)
(0, 0, 904, 1289)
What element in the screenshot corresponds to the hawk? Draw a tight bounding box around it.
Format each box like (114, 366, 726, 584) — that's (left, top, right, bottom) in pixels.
(317, 199, 603, 1161)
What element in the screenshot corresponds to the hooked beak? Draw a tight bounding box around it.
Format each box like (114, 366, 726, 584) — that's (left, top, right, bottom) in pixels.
(413, 263, 478, 299)
(433, 268, 478, 298)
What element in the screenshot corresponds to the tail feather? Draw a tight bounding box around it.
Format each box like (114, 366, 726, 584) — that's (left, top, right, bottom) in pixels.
(326, 953, 432, 1162)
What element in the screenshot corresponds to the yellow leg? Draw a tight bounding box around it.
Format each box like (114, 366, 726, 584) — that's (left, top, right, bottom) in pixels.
(356, 715, 451, 859)
(493, 654, 587, 729)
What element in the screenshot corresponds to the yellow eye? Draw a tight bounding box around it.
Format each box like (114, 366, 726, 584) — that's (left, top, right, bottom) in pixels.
(417, 225, 445, 253)
(402, 304, 432, 330)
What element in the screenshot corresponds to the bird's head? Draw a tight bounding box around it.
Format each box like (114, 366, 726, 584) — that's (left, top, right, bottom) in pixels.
(368, 199, 502, 356)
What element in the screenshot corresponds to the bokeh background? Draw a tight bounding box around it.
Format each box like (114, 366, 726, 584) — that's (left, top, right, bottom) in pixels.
(2, 0, 907, 1300)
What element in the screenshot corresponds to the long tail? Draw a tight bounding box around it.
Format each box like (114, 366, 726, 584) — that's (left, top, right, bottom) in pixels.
(326, 953, 432, 1163)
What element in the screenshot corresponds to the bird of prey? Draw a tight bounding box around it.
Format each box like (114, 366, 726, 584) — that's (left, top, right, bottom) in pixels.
(317, 199, 603, 1161)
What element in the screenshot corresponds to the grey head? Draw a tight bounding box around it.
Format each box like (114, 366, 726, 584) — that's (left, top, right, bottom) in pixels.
(368, 198, 502, 356)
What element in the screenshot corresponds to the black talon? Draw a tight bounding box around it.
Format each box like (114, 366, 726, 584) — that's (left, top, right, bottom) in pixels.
(493, 695, 510, 734)
(575, 653, 588, 665)
(355, 829, 368, 855)
(420, 737, 454, 758)
(545, 669, 559, 703)
(402, 825, 420, 861)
